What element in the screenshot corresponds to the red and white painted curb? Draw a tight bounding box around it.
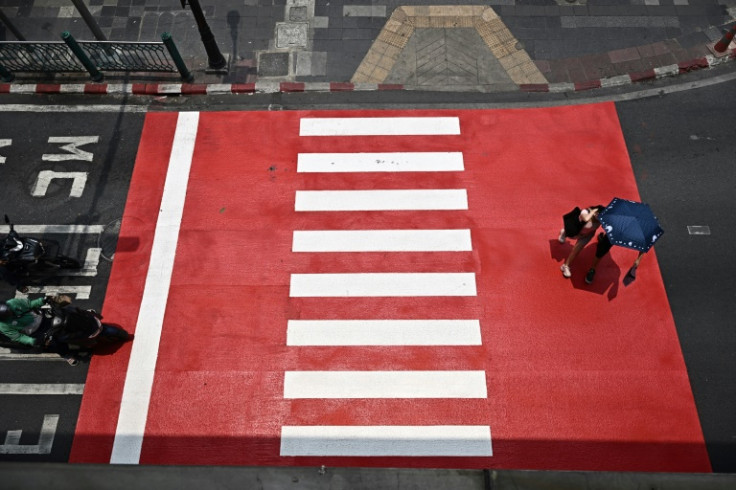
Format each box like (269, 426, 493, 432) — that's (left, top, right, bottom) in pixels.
(522, 52, 735, 93)
(1, 51, 733, 96)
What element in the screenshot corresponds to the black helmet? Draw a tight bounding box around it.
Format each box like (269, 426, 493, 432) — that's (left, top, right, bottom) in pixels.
(0, 303, 11, 321)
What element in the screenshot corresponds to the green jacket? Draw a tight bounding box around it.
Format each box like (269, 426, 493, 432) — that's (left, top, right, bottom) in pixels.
(0, 297, 45, 346)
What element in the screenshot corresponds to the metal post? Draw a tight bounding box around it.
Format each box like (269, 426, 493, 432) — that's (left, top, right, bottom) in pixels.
(0, 8, 26, 40)
(0, 64, 14, 82)
(162, 32, 194, 83)
(61, 31, 103, 82)
(180, 0, 227, 70)
(70, 0, 107, 41)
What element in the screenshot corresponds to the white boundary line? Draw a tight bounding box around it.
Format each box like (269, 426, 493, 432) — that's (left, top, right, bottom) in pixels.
(0, 225, 105, 234)
(109, 111, 199, 464)
(0, 383, 84, 395)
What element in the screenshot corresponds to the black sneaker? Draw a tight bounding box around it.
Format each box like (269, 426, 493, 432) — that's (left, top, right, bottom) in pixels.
(585, 268, 596, 284)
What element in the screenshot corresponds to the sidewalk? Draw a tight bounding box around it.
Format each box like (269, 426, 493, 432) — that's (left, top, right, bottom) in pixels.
(1, 0, 735, 95)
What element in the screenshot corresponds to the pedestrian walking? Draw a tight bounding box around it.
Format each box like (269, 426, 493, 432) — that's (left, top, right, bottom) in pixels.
(558, 205, 605, 279)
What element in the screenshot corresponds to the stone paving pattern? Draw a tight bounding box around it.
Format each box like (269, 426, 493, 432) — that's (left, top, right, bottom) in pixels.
(0, 0, 735, 89)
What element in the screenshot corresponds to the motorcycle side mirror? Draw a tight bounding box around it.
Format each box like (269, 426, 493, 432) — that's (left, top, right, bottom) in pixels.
(3, 215, 8, 225)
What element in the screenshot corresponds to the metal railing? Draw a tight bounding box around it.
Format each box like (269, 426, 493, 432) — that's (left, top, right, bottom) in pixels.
(0, 32, 192, 83)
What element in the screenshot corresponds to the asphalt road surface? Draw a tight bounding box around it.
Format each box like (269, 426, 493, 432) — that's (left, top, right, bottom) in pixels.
(0, 76, 734, 472)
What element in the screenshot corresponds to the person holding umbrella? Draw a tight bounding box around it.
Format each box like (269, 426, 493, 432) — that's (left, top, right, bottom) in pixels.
(584, 198, 664, 284)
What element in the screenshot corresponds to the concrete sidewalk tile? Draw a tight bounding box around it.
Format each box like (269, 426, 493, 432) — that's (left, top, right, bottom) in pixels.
(649, 41, 671, 56)
(609, 47, 641, 63)
(614, 59, 648, 75)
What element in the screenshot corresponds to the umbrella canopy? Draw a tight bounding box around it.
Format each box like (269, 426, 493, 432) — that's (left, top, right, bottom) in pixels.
(598, 198, 664, 252)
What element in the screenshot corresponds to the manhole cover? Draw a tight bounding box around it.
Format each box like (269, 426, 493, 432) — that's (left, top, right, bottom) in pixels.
(276, 22, 308, 48)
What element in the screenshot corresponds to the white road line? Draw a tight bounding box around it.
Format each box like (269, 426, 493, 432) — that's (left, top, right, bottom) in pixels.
(110, 112, 199, 465)
(292, 229, 472, 252)
(297, 152, 464, 173)
(286, 319, 482, 346)
(0, 224, 105, 234)
(280, 425, 493, 456)
(61, 247, 101, 277)
(290, 272, 477, 297)
(295, 189, 468, 211)
(284, 371, 487, 398)
(300, 117, 461, 136)
(15, 286, 92, 300)
(0, 104, 148, 113)
(0, 414, 59, 455)
(0, 383, 84, 395)
(0, 349, 66, 361)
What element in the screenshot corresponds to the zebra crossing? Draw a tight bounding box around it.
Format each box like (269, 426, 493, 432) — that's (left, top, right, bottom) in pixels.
(282, 116, 492, 457)
(71, 106, 710, 471)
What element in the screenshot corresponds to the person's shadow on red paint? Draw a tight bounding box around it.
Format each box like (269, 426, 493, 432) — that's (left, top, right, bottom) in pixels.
(549, 239, 620, 300)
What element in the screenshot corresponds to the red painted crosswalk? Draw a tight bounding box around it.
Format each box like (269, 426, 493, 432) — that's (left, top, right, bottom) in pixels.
(71, 106, 710, 471)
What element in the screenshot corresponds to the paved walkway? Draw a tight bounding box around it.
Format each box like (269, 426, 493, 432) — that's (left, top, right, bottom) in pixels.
(1, 0, 736, 93)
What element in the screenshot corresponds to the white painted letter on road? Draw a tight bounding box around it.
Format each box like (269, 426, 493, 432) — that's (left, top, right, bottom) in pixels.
(32, 170, 88, 198)
(42, 136, 99, 162)
(0, 139, 10, 164)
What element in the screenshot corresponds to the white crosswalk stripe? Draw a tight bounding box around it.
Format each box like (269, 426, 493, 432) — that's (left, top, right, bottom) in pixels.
(294, 189, 468, 211)
(292, 229, 472, 252)
(300, 117, 461, 136)
(297, 152, 464, 172)
(286, 319, 482, 346)
(289, 272, 477, 297)
(280, 426, 493, 457)
(283, 116, 491, 458)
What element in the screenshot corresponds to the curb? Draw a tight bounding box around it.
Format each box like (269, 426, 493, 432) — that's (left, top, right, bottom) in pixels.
(1, 51, 733, 97)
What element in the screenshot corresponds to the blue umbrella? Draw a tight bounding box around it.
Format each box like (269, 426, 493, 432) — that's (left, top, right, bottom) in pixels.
(598, 198, 664, 252)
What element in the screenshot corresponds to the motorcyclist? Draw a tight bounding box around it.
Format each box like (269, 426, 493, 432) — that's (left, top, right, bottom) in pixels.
(0, 295, 82, 365)
(0, 296, 46, 347)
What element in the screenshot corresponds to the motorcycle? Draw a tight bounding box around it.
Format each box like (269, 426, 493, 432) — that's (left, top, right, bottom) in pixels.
(0, 295, 131, 364)
(1, 215, 82, 290)
(41, 295, 130, 352)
